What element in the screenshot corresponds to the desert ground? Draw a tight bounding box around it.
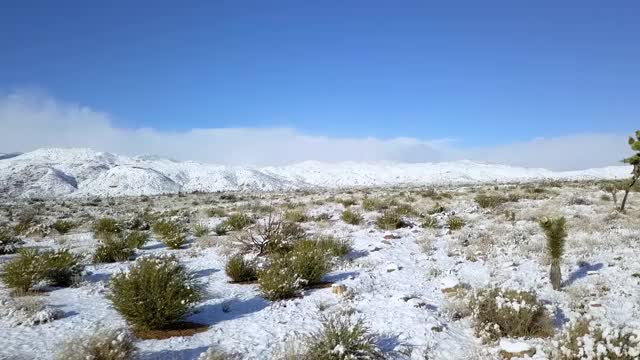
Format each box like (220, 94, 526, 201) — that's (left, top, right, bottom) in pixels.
(1, 181, 639, 359)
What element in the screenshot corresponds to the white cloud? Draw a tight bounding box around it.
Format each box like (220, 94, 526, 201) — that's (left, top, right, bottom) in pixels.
(0, 91, 631, 170)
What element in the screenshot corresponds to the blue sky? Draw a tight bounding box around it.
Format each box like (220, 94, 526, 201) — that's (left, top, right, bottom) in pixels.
(0, 1, 638, 168)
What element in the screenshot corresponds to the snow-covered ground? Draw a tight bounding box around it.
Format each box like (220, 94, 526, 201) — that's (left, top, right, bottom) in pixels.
(1, 182, 639, 359)
(0, 148, 631, 198)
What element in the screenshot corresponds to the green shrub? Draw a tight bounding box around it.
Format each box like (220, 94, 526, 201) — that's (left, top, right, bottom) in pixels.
(207, 207, 227, 218)
(14, 213, 36, 235)
(421, 216, 438, 228)
(341, 210, 363, 225)
(540, 216, 567, 290)
(298, 236, 352, 258)
(0, 248, 45, 293)
(555, 318, 640, 359)
(303, 315, 385, 360)
(43, 249, 82, 287)
(153, 220, 187, 249)
(447, 216, 465, 231)
(284, 209, 308, 223)
(214, 223, 229, 236)
(0, 226, 23, 254)
(125, 231, 149, 249)
(475, 194, 510, 209)
(394, 203, 416, 216)
(193, 223, 209, 238)
(109, 255, 203, 330)
(336, 198, 357, 207)
(362, 197, 389, 211)
(289, 244, 331, 285)
(224, 213, 254, 231)
(239, 216, 306, 256)
(225, 255, 257, 283)
(258, 255, 301, 301)
(93, 217, 122, 238)
(427, 203, 446, 215)
(93, 234, 135, 263)
(471, 288, 554, 341)
(56, 328, 137, 360)
(52, 220, 75, 234)
(375, 211, 405, 230)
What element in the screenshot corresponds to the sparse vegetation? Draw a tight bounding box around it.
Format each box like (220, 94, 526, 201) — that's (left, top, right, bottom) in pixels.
(284, 209, 308, 223)
(620, 130, 640, 212)
(125, 230, 149, 249)
(43, 249, 82, 287)
(341, 209, 363, 225)
(109, 255, 203, 330)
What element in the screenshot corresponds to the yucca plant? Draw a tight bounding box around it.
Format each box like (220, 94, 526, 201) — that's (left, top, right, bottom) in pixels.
(620, 130, 640, 212)
(540, 216, 567, 290)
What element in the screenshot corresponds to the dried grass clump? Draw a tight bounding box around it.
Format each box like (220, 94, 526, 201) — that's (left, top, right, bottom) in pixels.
(471, 288, 554, 342)
(447, 216, 465, 231)
(375, 210, 406, 230)
(474, 194, 511, 209)
(56, 329, 137, 360)
(341, 210, 363, 225)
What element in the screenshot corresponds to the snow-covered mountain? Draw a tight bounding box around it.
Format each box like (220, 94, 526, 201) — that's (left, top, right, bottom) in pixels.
(0, 148, 631, 198)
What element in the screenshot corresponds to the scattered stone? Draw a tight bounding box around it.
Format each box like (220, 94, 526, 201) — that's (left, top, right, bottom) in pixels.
(498, 339, 535, 359)
(383, 234, 400, 240)
(332, 284, 348, 296)
(386, 263, 400, 272)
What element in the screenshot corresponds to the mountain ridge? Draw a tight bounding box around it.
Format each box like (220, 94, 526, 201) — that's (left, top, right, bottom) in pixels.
(0, 148, 630, 198)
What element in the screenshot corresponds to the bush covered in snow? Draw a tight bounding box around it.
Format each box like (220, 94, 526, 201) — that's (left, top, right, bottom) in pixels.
(56, 328, 137, 360)
(555, 318, 640, 359)
(109, 255, 203, 330)
(341, 209, 363, 225)
(93, 234, 135, 263)
(225, 255, 258, 283)
(471, 288, 554, 341)
(307, 235, 352, 258)
(303, 315, 385, 360)
(0, 226, 23, 254)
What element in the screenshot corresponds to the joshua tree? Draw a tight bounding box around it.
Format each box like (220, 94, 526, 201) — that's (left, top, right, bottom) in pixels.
(620, 130, 640, 212)
(540, 216, 567, 290)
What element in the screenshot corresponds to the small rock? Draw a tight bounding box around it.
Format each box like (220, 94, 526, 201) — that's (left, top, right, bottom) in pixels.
(383, 234, 401, 240)
(587, 271, 599, 276)
(499, 339, 535, 359)
(332, 284, 348, 296)
(386, 263, 400, 272)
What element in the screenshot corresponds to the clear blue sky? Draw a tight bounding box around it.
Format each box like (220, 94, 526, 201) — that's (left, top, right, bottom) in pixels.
(1, 0, 638, 147)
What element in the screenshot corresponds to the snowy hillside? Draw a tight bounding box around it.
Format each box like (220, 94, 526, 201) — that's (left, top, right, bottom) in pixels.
(0, 148, 631, 198)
